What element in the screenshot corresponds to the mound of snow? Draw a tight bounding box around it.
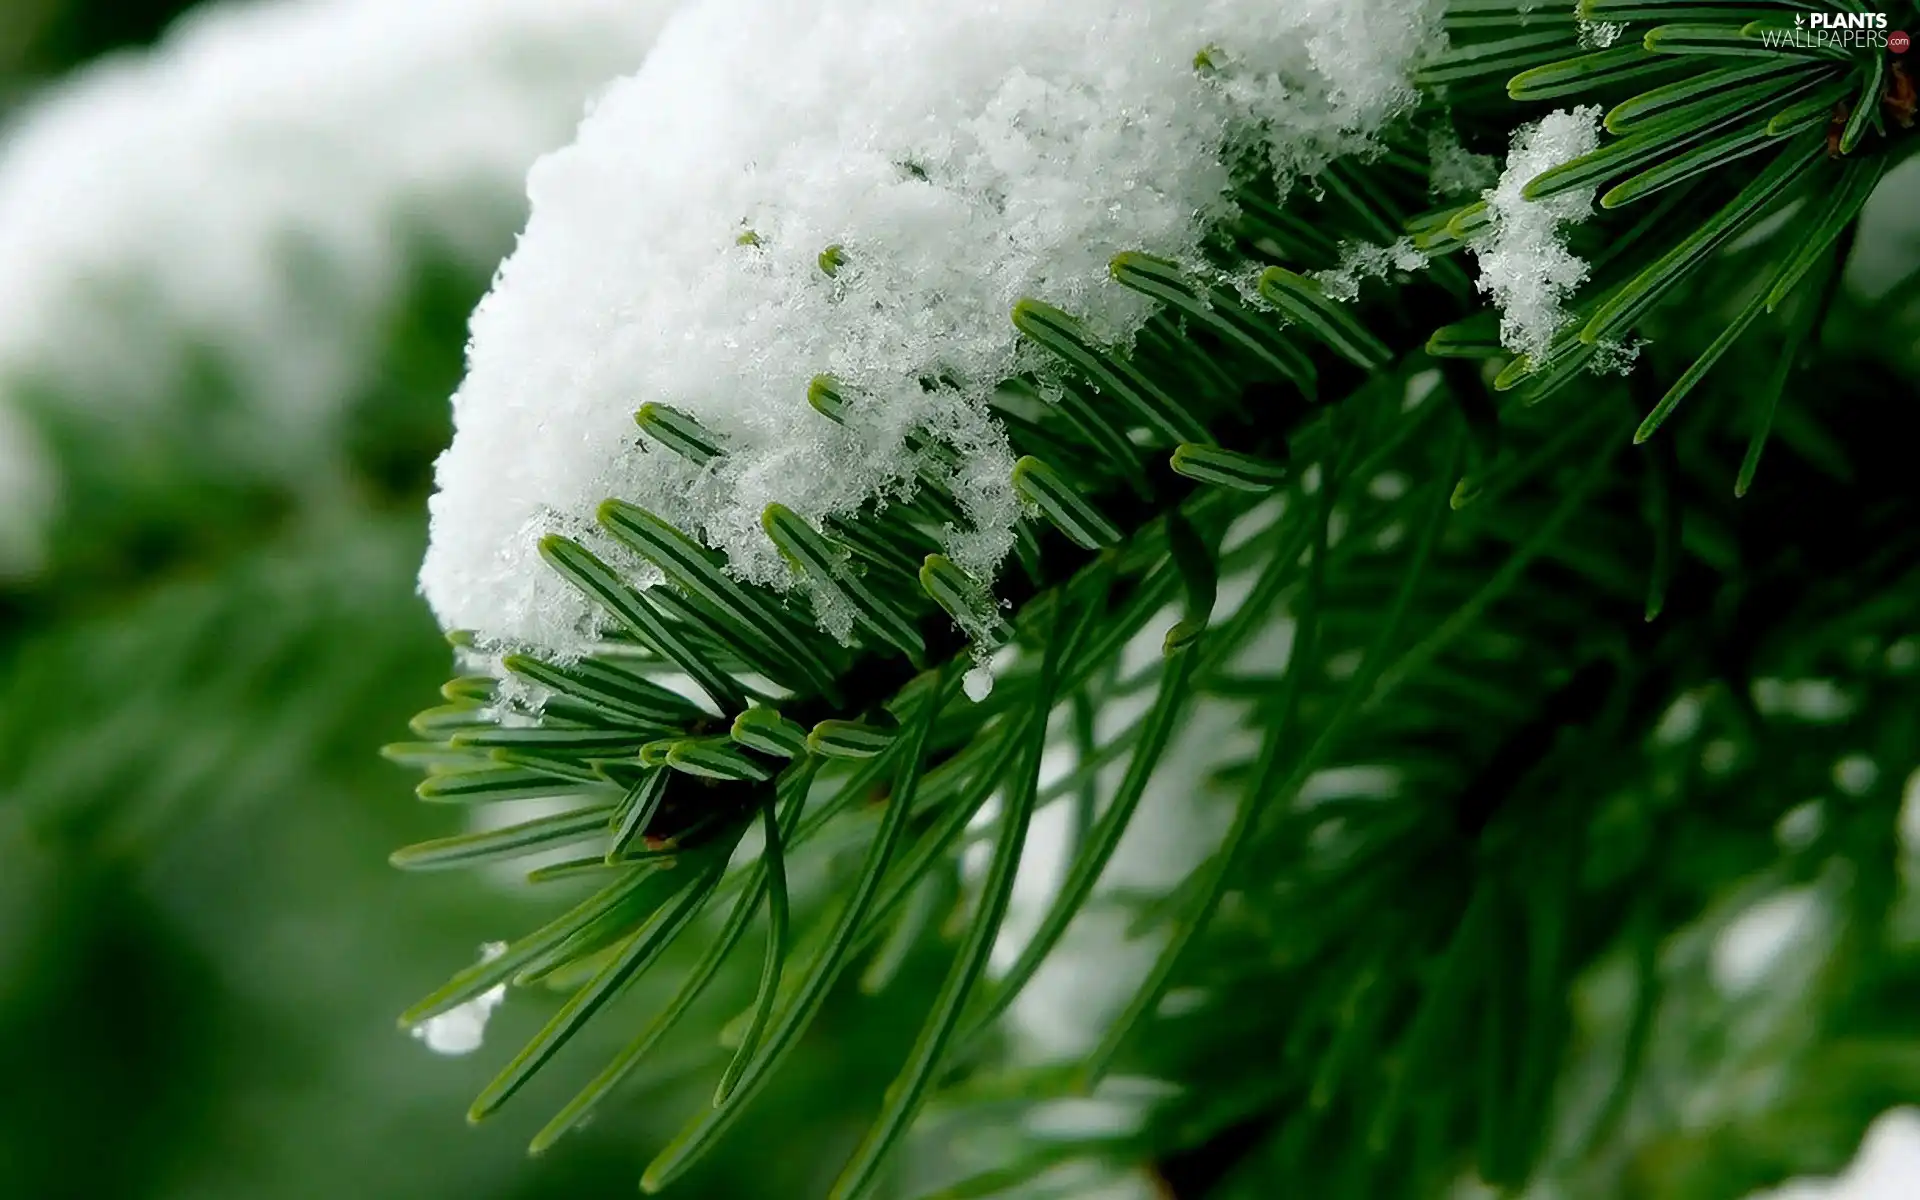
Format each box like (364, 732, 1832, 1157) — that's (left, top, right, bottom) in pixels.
(419, 0, 1442, 652)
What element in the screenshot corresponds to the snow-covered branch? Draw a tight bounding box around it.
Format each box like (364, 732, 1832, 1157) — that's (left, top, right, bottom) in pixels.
(419, 0, 1444, 653)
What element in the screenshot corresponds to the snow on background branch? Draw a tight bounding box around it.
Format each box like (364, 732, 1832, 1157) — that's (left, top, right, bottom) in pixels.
(0, 0, 681, 576)
(418, 0, 1446, 654)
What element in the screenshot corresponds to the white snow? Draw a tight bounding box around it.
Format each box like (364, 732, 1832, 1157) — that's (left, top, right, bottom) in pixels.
(1712, 887, 1823, 995)
(1470, 106, 1603, 365)
(1748, 1108, 1920, 1200)
(419, 0, 1444, 653)
(1578, 20, 1628, 51)
(1314, 237, 1428, 302)
(1428, 124, 1497, 197)
(962, 667, 996, 704)
(999, 696, 1246, 1060)
(1901, 770, 1920, 857)
(410, 941, 510, 1055)
(1753, 678, 1857, 723)
(0, 0, 680, 576)
(1833, 755, 1879, 797)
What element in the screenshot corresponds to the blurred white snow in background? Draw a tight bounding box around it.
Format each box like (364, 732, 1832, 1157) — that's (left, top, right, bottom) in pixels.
(0, 0, 681, 575)
(1749, 1108, 1920, 1200)
(409, 940, 509, 1055)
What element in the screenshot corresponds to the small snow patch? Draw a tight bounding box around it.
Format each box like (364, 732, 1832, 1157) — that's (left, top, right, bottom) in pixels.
(1314, 238, 1428, 302)
(1428, 124, 1497, 197)
(1469, 106, 1603, 366)
(411, 941, 509, 1056)
(1713, 889, 1821, 995)
(963, 666, 996, 703)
